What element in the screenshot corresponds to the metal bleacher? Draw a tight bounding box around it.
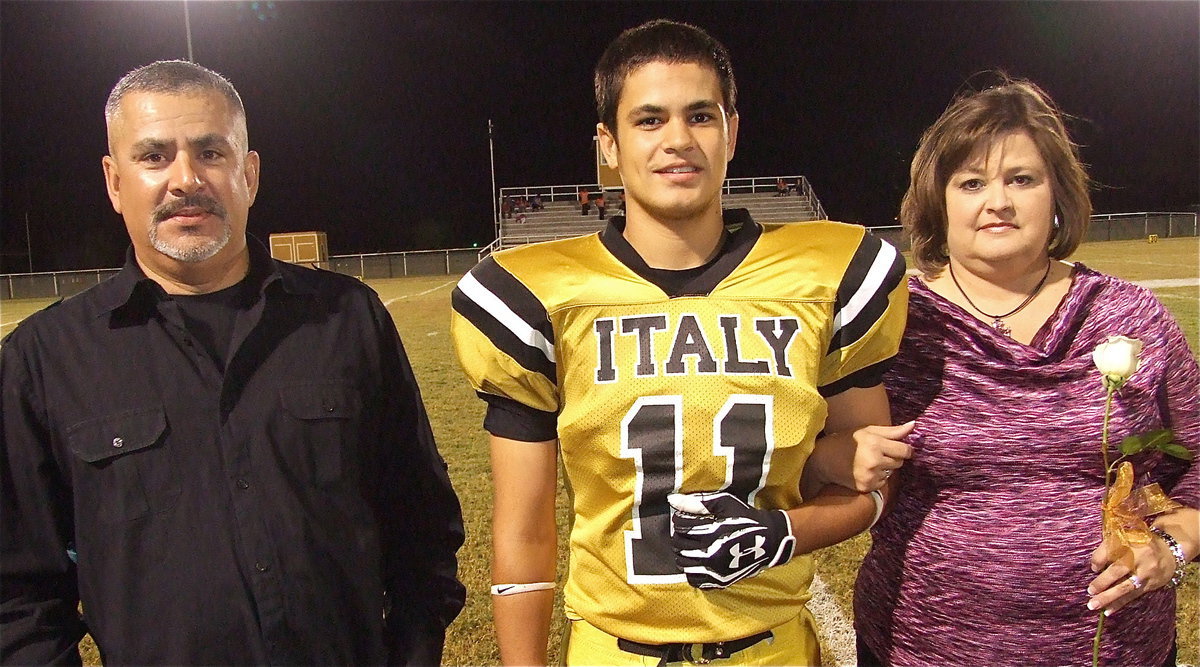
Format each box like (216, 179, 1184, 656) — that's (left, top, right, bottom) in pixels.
(487, 175, 826, 255)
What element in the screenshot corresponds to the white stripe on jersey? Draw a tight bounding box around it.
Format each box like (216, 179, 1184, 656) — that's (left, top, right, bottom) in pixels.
(831, 241, 898, 337)
(458, 272, 557, 364)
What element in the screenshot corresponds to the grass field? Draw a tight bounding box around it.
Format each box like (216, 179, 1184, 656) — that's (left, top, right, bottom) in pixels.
(2, 237, 1196, 665)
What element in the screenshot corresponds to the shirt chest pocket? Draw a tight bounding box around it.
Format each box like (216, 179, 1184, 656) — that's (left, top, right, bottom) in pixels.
(279, 382, 362, 487)
(67, 407, 180, 524)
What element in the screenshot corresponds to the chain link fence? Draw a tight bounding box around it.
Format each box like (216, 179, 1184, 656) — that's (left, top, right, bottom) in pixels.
(1, 248, 480, 300)
(3, 213, 1194, 301)
(870, 211, 1196, 251)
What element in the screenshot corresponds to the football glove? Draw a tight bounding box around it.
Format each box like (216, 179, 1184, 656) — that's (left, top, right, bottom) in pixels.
(668, 491, 796, 590)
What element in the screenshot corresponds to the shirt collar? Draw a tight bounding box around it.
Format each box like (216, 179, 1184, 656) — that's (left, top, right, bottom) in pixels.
(600, 207, 757, 249)
(93, 235, 315, 318)
(598, 207, 761, 295)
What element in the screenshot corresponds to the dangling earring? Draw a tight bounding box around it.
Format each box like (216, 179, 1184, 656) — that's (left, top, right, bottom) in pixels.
(1052, 214, 1061, 230)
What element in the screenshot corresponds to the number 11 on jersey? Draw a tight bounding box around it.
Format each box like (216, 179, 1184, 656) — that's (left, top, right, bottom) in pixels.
(620, 395, 774, 584)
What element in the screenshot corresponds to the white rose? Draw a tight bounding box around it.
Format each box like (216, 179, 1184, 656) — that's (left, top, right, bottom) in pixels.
(1092, 335, 1143, 388)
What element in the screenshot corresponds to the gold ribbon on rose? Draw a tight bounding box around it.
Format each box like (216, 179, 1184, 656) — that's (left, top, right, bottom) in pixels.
(1101, 461, 1182, 568)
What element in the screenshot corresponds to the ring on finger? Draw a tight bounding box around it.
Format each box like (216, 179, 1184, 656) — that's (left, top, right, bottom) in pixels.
(1128, 574, 1144, 590)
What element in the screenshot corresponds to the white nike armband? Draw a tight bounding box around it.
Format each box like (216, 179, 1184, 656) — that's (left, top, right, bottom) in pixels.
(490, 582, 555, 596)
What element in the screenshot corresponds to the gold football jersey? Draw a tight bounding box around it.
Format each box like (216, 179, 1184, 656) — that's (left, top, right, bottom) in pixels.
(451, 215, 907, 643)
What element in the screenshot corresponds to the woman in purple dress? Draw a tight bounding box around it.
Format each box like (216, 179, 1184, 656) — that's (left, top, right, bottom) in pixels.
(853, 78, 1199, 666)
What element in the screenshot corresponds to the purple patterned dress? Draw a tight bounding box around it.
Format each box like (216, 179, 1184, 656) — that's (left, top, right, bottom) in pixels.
(855, 265, 1199, 666)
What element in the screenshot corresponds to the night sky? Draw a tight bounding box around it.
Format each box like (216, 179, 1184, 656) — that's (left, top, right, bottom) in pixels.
(2, 1, 1197, 273)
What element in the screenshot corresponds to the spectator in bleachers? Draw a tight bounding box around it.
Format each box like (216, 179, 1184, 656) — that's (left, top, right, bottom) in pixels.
(579, 188, 591, 215)
(501, 195, 513, 219)
(531, 193, 544, 211)
(775, 177, 788, 196)
(516, 196, 528, 213)
(596, 193, 607, 220)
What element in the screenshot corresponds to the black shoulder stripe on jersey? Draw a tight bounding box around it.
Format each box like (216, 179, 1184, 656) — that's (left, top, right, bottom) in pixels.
(472, 257, 557, 339)
(451, 257, 556, 383)
(827, 232, 906, 354)
(817, 357, 895, 397)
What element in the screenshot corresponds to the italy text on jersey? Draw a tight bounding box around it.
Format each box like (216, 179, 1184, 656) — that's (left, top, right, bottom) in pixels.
(594, 315, 800, 383)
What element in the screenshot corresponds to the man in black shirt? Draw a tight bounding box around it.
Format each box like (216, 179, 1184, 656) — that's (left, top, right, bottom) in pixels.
(0, 60, 465, 665)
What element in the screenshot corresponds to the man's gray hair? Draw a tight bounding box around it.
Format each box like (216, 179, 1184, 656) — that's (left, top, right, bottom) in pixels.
(105, 60, 247, 148)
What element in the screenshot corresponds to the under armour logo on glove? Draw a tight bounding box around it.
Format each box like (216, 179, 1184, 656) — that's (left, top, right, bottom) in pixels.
(667, 492, 796, 590)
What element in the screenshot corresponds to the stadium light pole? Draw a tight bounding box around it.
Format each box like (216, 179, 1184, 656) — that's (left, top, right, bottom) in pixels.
(183, 0, 195, 61)
(489, 119, 498, 232)
(25, 212, 33, 273)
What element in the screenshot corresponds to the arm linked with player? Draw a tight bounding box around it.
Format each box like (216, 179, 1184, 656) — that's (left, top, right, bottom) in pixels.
(803, 385, 914, 495)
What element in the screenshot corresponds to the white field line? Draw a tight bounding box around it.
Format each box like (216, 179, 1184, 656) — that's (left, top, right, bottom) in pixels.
(1103, 259, 1198, 269)
(382, 279, 455, 307)
(809, 573, 857, 666)
(1136, 278, 1198, 289)
(3, 280, 458, 327)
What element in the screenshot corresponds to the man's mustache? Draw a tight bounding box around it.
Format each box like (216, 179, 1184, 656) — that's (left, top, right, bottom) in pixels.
(153, 194, 227, 224)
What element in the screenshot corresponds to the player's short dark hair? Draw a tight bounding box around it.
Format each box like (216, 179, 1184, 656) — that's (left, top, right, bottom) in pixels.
(594, 19, 737, 136)
(902, 74, 1091, 275)
(105, 60, 246, 149)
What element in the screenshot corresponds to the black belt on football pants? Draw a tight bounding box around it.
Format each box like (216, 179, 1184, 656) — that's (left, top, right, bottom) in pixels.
(616, 630, 773, 666)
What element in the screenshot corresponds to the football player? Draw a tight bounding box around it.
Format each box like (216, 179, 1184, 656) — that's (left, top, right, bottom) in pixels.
(452, 19, 912, 666)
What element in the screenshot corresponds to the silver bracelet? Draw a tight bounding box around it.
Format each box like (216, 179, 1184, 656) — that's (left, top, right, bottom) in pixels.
(1148, 525, 1186, 589)
(867, 489, 885, 529)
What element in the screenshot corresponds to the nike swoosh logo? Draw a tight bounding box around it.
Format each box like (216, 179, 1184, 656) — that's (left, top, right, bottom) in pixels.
(494, 586, 515, 595)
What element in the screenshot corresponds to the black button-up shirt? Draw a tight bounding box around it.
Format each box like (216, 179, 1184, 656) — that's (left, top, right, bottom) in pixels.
(1, 241, 465, 665)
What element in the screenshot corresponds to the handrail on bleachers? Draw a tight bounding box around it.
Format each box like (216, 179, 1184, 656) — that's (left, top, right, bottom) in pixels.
(489, 175, 826, 254)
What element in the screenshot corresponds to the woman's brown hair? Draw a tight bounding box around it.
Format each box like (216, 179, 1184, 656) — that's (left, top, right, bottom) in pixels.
(901, 75, 1092, 275)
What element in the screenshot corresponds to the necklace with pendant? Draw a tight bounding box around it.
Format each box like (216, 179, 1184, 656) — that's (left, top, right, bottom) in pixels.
(948, 261, 1052, 337)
